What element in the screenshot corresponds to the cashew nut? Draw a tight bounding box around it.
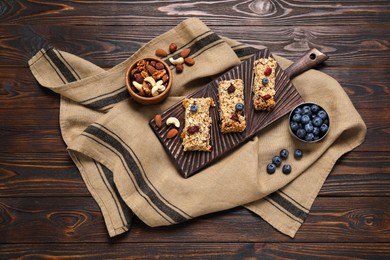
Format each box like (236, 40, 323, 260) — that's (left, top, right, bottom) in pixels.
(169, 57, 184, 65)
(151, 85, 160, 97)
(155, 80, 166, 92)
(144, 76, 156, 87)
(132, 81, 143, 91)
(166, 117, 180, 128)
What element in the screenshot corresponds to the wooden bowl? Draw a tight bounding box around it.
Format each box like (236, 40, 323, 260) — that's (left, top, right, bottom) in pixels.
(125, 57, 172, 105)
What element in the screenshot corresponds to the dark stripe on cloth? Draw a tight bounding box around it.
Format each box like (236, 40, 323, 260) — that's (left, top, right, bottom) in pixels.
(164, 32, 222, 64)
(267, 192, 308, 221)
(234, 46, 260, 58)
(83, 88, 130, 110)
(45, 48, 77, 83)
(264, 197, 304, 224)
(280, 190, 310, 211)
(84, 125, 188, 223)
(95, 161, 134, 226)
(41, 49, 66, 84)
(57, 50, 81, 80)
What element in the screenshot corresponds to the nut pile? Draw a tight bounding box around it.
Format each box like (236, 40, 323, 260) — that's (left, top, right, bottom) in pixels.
(155, 43, 195, 74)
(129, 59, 169, 97)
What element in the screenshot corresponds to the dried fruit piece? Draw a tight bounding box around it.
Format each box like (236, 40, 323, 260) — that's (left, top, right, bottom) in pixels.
(155, 48, 168, 57)
(154, 114, 162, 128)
(262, 94, 272, 101)
(184, 57, 195, 66)
(166, 129, 178, 139)
(227, 84, 236, 93)
(264, 67, 272, 76)
(181, 48, 191, 58)
(230, 113, 239, 121)
(169, 43, 177, 53)
(187, 125, 200, 135)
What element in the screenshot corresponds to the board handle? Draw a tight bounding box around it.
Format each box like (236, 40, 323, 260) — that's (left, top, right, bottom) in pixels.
(284, 48, 329, 79)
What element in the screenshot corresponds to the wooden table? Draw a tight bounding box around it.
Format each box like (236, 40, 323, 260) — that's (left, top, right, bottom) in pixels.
(1, 1, 389, 258)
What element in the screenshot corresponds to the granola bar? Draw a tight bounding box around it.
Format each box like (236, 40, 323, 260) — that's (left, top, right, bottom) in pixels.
(181, 97, 214, 152)
(218, 79, 246, 133)
(252, 57, 277, 111)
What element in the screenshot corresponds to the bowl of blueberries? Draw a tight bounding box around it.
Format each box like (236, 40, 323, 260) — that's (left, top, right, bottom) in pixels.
(289, 102, 330, 143)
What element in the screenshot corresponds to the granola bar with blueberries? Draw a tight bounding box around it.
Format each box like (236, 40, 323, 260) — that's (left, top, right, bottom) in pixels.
(181, 97, 214, 152)
(252, 57, 277, 111)
(218, 79, 246, 133)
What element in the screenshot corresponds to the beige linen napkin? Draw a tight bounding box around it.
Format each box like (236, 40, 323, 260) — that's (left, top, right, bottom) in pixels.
(28, 18, 366, 238)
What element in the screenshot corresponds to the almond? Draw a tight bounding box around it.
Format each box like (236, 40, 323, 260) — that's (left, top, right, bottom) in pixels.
(166, 129, 178, 139)
(176, 63, 184, 73)
(184, 57, 195, 66)
(180, 48, 191, 58)
(155, 48, 168, 57)
(154, 114, 162, 128)
(169, 43, 177, 53)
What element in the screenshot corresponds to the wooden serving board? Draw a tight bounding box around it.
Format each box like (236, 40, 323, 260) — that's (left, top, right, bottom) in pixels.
(149, 49, 304, 178)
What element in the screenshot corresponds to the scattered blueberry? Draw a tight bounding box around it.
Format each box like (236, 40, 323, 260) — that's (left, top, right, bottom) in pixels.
(235, 103, 244, 112)
(267, 163, 276, 174)
(190, 105, 198, 113)
(280, 149, 289, 159)
(262, 78, 269, 85)
(294, 149, 303, 159)
(282, 164, 292, 174)
(272, 156, 282, 167)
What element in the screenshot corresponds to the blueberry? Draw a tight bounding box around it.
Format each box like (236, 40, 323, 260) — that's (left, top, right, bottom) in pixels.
(301, 114, 311, 125)
(320, 123, 329, 134)
(314, 135, 320, 141)
(311, 104, 320, 113)
(282, 164, 292, 174)
(272, 156, 282, 167)
(313, 127, 320, 136)
(235, 103, 244, 112)
(280, 149, 289, 159)
(294, 107, 303, 114)
(323, 119, 329, 125)
(318, 110, 328, 120)
(290, 121, 299, 131)
(266, 163, 276, 174)
(190, 105, 198, 113)
(292, 113, 302, 122)
(305, 133, 315, 142)
(304, 123, 314, 133)
(296, 128, 306, 139)
(262, 78, 269, 85)
(302, 105, 311, 114)
(312, 117, 323, 127)
(294, 149, 303, 159)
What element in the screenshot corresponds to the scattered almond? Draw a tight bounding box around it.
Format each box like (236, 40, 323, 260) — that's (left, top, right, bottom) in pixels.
(184, 57, 195, 66)
(176, 63, 184, 73)
(166, 128, 178, 139)
(155, 48, 168, 57)
(154, 114, 162, 128)
(180, 48, 191, 58)
(169, 43, 177, 53)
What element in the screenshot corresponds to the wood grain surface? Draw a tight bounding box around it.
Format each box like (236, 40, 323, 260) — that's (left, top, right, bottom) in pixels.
(1, 0, 389, 258)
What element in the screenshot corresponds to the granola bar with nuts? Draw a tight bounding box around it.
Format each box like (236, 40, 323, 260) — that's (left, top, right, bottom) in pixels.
(218, 79, 246, 133)
(181, 97, 214, 152)
(252, 57, 277, 111)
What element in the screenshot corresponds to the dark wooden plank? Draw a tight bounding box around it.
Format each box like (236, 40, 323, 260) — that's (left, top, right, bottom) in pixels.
(0, 25, 389, 67)
(1, 108, 388, 153)
(0, 197, 388, 243)
(0, 152, 388, 197)
(2, 67, 389, 110)
(0, 243, 389, 259)
(1, 0, 389, 26)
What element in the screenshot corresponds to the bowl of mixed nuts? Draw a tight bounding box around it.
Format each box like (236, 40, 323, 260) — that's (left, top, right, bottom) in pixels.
(125, 57, 172, 105)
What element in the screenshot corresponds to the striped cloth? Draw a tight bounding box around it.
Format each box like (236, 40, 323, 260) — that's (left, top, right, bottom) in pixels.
(28, 18, 366, 238)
